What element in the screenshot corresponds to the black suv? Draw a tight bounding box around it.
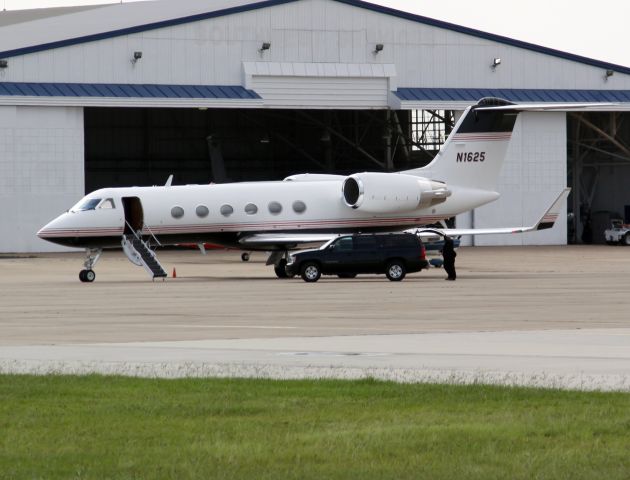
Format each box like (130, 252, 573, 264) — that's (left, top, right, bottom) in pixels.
(285, 233, 428, 282)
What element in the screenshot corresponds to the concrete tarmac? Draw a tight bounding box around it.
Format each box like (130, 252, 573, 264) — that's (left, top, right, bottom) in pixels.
(1, 246, 630, 390)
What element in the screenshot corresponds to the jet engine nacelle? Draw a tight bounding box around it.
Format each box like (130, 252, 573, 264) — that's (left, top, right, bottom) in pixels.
(342, 172, 451, 213)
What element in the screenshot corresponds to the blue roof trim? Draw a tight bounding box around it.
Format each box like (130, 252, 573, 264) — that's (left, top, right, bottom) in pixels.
(395, 88, 630, 103)
(335, 0, 630, 75)
(0, 82, 261, 100)
(0, 0, 628, 76)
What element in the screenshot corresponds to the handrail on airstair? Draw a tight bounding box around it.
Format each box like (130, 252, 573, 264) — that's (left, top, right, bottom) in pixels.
(143, 223, 162, 247)
(124, 220, 162, 248)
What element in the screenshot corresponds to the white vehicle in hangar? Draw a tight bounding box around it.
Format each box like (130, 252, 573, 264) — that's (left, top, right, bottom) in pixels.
(604, 219, 630, 245)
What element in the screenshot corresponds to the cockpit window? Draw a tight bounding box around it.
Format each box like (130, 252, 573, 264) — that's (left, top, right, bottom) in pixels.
(74, 198, 101, 211)
(98, 198, 115, 209)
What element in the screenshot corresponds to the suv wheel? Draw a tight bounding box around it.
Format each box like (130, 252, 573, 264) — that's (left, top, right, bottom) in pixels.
(300, 262, 321, 282)
(386, 260, 406, 281)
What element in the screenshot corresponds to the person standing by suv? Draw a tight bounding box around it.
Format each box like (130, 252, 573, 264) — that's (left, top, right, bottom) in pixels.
(442, 236, 456, 281)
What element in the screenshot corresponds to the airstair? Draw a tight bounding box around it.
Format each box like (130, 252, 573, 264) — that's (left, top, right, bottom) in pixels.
(121, 227, 167, 280)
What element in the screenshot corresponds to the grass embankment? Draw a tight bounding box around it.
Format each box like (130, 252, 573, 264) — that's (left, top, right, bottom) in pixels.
(0, 375, 629, 479)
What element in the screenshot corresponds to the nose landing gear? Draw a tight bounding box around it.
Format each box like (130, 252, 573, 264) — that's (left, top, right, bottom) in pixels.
(79, 248, 102, 283)
(79, 269, 96, 282)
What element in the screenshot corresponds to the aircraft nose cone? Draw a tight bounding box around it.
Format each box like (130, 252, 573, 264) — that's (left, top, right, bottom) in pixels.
(37, 214, 67, 240)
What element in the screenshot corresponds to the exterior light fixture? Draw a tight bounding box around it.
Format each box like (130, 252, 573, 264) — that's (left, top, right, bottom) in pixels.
(491, 57, 501, 70)
(605, 69, 614, 80)
(259, 42, 271, 53)
(374, 43, 384, 54)
(0, 59, 7, 68)
(131, 51, 142, 65)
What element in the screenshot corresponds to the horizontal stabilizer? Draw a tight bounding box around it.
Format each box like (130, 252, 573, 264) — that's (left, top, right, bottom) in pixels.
(476, 103, 618, 112)
(411, 188, 571, 238)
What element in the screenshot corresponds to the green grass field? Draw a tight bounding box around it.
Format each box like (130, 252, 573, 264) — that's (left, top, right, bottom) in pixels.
(0, 375, 629, 479)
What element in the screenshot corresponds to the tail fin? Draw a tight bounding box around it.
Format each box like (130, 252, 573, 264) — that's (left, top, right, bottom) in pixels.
(404, 98, 519, 191)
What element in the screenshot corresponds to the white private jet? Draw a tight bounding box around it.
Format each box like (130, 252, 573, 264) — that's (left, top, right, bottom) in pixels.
(38, 97, 571, 282)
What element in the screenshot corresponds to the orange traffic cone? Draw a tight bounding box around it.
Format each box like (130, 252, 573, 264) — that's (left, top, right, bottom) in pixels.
(172, 267, 177, 278)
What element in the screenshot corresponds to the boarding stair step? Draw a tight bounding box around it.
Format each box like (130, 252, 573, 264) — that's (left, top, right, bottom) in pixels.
(124, 234, 168, 278)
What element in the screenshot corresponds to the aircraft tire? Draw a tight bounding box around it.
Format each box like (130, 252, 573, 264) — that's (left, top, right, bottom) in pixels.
(301, 262, 321, 282)
(85, 270, 96, 282)
(79, 270, 87, 282)
(385, 260, 406, 281)
(241, 252, 250, 262)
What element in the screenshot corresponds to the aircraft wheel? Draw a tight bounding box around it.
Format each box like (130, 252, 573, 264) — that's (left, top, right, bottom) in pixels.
(385, 260, 406, 281)
(85, 270, 96, 282)
(301, 262, 321, 282)
(241, 252, 250, 262)
(79, 270, 87, 282)
(274, 259, 288, 278)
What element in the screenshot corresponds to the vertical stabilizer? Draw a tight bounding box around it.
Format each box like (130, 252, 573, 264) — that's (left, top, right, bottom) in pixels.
(404, 98, 519, 192)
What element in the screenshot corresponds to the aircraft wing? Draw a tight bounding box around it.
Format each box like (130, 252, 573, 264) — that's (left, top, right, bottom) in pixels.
(239, 189, 570, 247)
(238, 233, 339, 248)
(411, 188, 571, 239)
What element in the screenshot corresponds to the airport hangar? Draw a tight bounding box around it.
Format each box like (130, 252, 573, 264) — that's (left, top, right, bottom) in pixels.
(1, 0, 630, 253)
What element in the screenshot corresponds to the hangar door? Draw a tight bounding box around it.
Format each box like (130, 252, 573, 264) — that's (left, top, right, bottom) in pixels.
(84, 106, 444, 192)
(568, 111, 630, 243)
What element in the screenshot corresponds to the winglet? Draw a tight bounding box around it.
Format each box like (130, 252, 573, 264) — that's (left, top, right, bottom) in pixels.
(165, 175, 173, 187)
(534, 188, 571, 231)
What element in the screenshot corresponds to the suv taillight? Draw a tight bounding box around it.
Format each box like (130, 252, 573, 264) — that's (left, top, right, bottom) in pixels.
(420, 245, 426, 259)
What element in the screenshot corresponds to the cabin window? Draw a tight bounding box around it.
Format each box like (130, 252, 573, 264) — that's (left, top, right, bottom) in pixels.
(220, 204, 234, 217)
(244, 203, 258, 215)
(76, 198, 101, 211)
(171, 206, 185, 219)
(268, 201, 282, 215)
(196, 205, 209, 218)
(292, 200, 306, 214)
(98, 198, 115, 209)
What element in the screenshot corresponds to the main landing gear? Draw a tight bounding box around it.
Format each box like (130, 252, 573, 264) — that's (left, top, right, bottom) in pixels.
(79, 248, 102, 283)
(266, 251, 293, 278)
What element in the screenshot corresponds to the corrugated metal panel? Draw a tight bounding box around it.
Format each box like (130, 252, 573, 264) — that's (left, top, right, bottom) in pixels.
(0, 82, 261, 99)
(251, 75, 388, 108)
(243, 61, 395, 108)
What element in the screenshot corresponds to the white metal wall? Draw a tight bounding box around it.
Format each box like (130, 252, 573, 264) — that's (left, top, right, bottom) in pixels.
(0, 106, 84, 252)
(457, 112, 568, 246)
(1, 0, 629, 92)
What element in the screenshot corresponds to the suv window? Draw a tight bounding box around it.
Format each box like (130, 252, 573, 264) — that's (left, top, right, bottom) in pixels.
(382, 235, 417, 248)
(355, 236, 377, 250)
(335, 237, 354, 251)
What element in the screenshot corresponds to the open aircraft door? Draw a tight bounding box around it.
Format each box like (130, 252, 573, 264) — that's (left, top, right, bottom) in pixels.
(122, 197, 144, 234)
